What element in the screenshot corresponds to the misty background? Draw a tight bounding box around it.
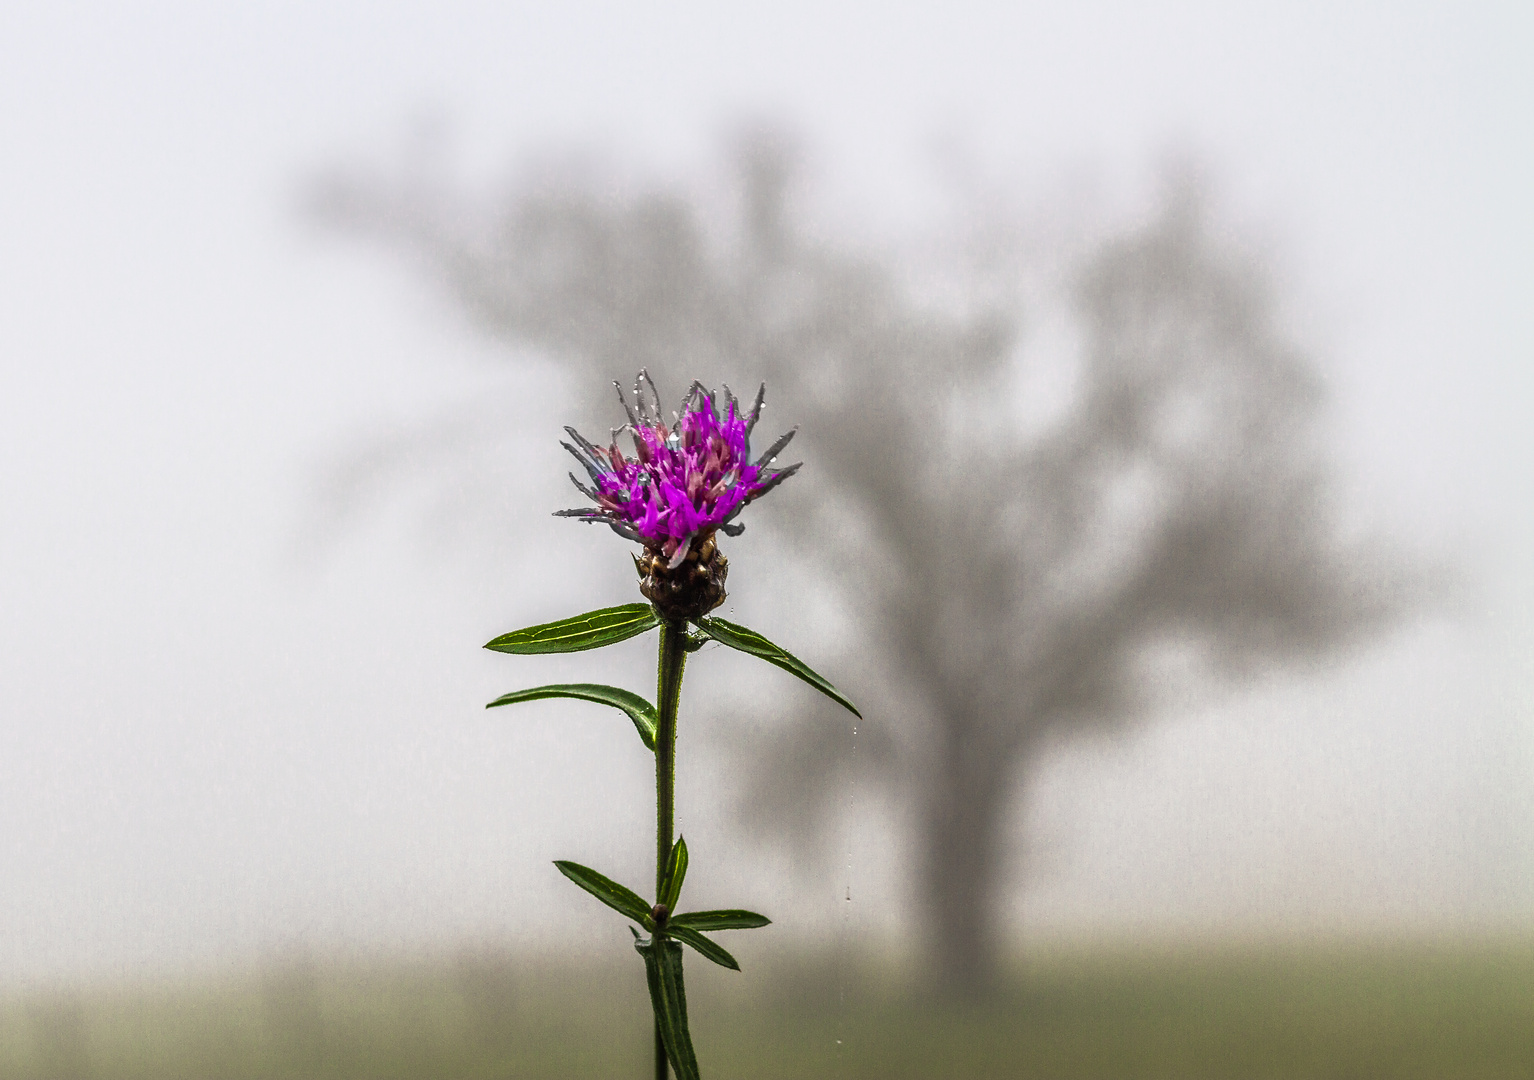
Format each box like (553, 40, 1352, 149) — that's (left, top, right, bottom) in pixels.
(2, 1, 1531, 993)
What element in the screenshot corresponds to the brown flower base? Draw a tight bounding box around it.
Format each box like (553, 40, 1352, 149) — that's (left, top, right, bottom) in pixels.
(637, 533, 728, 622)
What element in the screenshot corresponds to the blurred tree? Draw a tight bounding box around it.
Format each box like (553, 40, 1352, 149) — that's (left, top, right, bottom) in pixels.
(305, 130, 1419, 993)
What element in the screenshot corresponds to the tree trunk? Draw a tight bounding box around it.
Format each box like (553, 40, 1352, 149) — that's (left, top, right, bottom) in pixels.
(917, 729, 1012, 997)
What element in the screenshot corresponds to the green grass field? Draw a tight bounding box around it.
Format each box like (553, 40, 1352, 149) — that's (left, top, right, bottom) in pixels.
(3, 939, 1531, 1078)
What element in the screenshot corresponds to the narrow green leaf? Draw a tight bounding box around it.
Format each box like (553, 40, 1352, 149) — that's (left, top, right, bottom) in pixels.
(636, 937, 700, 1080)
(658, 836, 689, 911)
(669, 909, 772, 932)
(667, 924, 741, 971)
(552, 861, 653, 929)
(693, 616, 862, 718)
(485, 604, 659, 655)
(485, 683, 657, 750)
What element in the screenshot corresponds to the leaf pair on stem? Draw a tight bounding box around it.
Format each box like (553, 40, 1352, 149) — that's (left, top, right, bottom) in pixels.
(485, 603, 860, 751)
(554, 839, 768, 1080)
(554, 840, 770, 973)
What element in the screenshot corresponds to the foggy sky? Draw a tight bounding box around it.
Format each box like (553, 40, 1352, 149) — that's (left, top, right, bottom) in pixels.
(0, 1, 1530, 984)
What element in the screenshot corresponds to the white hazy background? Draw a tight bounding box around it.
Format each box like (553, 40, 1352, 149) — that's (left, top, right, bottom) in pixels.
(1, 2, 1530, 985)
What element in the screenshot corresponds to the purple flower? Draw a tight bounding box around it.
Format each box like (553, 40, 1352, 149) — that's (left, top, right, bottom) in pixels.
(556, 371, 800, 568)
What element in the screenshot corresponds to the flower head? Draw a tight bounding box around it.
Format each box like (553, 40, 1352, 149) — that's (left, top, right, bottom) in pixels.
(556, 371, 800, 569)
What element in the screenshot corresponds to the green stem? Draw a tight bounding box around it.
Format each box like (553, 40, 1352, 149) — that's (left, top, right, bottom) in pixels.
(653, 616, 688, 1079)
